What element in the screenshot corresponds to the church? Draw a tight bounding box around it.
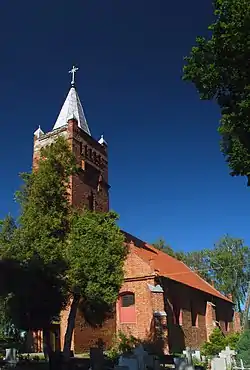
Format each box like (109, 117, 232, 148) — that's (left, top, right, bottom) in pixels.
(31, 67, 241, 355)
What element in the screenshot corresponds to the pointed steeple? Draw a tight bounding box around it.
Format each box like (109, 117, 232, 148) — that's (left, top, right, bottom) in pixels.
(53, 66, 91, 135)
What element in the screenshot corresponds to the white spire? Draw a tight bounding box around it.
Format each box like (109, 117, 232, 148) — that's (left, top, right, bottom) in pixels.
(53, 66, 91, 135)
(34, 125, 44, 138)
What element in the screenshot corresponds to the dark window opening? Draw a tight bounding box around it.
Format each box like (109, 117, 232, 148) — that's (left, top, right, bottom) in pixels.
(173, 304, 180, 325)
(191, 302, 198, 327)
(121, 293, 135, 307)
(225, 321, 229, 332)
(80, 142, 83, 154)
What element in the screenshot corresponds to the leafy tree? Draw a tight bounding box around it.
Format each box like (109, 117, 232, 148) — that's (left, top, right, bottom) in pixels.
(153, 234, 250, 311)
(0, 136, 127, 361)
(201, 328, 226, 357)
(152, 239, 176, 257)
(236, 330, 250, 365)
(183, 0, 250, 185)
(210, 236, 250, 312)
(63, 210, 127, 358)
(177, 250, 212, 282)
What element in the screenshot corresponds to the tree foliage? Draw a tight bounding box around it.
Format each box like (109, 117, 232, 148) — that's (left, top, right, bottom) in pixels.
(201, 328, 240, 357)
(0, 136, 126, 359)
(236, 330, 250, 365)
(152, 239, 176, 257)
(201, 328, 226, 357)
(183, 0, 250, 185)
(210, 236, 250, 312)
(152, 235, 250, 311)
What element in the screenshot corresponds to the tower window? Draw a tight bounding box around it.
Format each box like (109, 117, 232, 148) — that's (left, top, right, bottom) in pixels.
(88, 148, 92, 160)
(80, 142, 83, 155)
(84, 145, 88, 157)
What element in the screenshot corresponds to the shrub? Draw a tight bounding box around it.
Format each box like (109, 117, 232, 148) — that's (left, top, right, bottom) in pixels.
(201, 328, 226, 357)
(106, 331, 139, 362)
(236, 330, 250, 366)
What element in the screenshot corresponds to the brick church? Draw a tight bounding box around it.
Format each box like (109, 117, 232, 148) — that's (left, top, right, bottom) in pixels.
(32, 67, 241, 355)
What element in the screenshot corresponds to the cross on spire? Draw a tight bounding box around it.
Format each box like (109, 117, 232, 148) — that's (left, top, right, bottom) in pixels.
(69, 65, 79, 86)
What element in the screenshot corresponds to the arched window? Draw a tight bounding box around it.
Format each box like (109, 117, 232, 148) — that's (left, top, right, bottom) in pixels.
(119, 292, 136, 323)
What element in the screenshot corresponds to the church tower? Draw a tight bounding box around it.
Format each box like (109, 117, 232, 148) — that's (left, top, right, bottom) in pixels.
(33, 66, 109, 212)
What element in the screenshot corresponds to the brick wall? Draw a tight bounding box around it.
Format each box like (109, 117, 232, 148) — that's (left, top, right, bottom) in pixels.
(74, 309, 116, 353)
(67, 119, 109, 212)
(161, 278, 235, 351)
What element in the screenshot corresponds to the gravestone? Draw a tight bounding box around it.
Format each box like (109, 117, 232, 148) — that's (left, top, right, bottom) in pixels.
(90, 347, 104, 370)
(219, 346, 236, 368)
(133, 344, 148, 370)
(118, 356, 139, 370)
(211, 357, 226, 370)
(183, 347, 193, 365)
(4, 348, 18, 367)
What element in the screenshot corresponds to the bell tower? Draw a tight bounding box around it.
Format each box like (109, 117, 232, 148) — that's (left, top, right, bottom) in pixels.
(33, 66, 109, 212)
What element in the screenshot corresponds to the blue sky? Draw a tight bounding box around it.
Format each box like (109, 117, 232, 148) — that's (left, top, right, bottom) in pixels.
(1, 0, 250, 252)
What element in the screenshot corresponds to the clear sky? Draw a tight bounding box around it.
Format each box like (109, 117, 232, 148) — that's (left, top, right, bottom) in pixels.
(1, 0, 250, 252)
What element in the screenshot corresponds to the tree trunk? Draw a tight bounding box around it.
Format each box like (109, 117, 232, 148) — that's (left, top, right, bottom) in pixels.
(63, 294, 80, 361)
(243, 282, 250, 330)
(43, 330, 54, 370)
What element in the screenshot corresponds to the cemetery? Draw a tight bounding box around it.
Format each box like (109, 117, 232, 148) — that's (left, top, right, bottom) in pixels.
(0, 328, 249, 370)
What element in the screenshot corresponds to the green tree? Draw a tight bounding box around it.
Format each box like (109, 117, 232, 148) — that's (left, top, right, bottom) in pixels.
(236, 330, 250, 365)
(0, 136, 127, 361)
(201, 328, 226, 357)
(210, 236, 250, 312)
(152, 239, 176, 257)
(183, 0, 250, 185)
(177, 250, 212, 282)
(63, 210, 127, 358)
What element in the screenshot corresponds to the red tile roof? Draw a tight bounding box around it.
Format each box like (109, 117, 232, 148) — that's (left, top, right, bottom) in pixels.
(123, 231, 232, 303)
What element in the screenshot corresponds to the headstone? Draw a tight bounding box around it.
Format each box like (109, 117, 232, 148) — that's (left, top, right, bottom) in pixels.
(174, 357, 187, 370)
(133, 344, 148, 370)
(4, 348, 18, 367)
(183, 348, 193, 366)
(119, 356, 139, 370)
(90, 347, 104, 370)
(211, 357, 226, 370)
(193, 351, 201, 362)
(219, 346, 236, 368)
(115, 366, 129, 370)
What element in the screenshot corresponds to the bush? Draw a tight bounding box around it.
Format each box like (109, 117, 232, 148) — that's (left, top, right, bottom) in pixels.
(106, 331, 139, 362)
(236, 330, 250, 366)
(201, 328, 226, 357)
(201, 328, 241, 358)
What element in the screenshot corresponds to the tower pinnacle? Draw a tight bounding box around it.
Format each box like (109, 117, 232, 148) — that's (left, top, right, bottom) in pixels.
(53, 66, 91, 135)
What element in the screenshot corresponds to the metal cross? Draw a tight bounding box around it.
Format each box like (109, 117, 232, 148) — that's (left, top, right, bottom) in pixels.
(69, 65, 79, 85)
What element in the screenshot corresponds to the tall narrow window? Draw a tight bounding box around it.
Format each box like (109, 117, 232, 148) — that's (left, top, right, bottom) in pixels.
(225, 321, 229, 332)
(80, 141, 83, 154)
(119, 292, 136, 323)
(173, 304, 182, 325)
(191, 301, 198, 327)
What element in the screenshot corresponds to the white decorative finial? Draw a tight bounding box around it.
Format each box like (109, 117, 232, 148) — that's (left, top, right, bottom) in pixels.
(34, 125, 44, 139)
(69, 65, 79, 86)
(98, 134, 108, 146)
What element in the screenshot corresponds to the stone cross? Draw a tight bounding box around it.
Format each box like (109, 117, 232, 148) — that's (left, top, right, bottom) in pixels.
(69, 65, 79, 85)
(219, 346, 236, 368)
